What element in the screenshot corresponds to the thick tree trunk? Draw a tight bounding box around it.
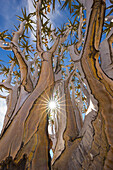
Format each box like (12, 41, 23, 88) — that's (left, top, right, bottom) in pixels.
(0, 53, 54, 170)
(81, 0, 113, 169)
(52, 76, 79, 169)
(52, 0, 112, 169)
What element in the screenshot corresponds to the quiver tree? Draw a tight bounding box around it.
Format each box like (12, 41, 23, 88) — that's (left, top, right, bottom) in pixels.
(0, 0, 113, 170)
(0, 0, 71, 169)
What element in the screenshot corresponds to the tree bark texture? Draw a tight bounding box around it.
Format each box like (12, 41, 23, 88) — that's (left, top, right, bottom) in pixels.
(0, 53, 54, 170)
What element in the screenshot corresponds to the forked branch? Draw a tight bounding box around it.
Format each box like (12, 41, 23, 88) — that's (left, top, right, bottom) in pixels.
(49, 27, 72, 54)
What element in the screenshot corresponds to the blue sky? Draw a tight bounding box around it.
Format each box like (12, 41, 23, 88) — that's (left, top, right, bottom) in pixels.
(0, 0, 112, 132)
(0, 0, 27, 30)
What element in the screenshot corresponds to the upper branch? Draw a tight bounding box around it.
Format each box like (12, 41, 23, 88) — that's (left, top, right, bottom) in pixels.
(12, 21, 26, 45)
(68, 7, 83, 62)
(0, 21, 26, 51)
(49, 27, 72, 54)
(68, 44, 81, 62)
(8, 20, 33, 92)
(54, 46, 65, 82)
(76, 7, 83, 49)
(49, 38, 60, 54)
(60, 27, 72, 44)
(36, 0, 44, 53)
(5, 61, 14, 84)
(0, 40, 11, 51)
(11, 43, 33, 92)
(0, 62, 14, 90)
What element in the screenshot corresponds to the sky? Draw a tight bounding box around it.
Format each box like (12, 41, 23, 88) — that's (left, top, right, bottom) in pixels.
(0, 0, 112, 132)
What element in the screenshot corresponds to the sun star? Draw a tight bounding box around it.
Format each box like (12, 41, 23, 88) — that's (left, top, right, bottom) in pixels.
(48, 100, 57, 110)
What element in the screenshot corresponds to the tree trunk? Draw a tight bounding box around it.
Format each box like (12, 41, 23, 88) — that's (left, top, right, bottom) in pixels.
(52, 0, 113, 169)
(81, 0, 113, 168)
(0, 53, 54, 170)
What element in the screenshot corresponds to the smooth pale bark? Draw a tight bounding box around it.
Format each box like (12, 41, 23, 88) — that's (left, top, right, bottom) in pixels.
(71, 81, 83, 133)
(52, 82, 67, 165)
(1, 84, 19, 135)
(52, 73, 79, 169)
(63, 75, 79, 144)
(52, 61, 79, 165)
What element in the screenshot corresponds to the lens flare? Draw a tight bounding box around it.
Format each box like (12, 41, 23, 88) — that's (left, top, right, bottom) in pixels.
(48, 100, 57, 110)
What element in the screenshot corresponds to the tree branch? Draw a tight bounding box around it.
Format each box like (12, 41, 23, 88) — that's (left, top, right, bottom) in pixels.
(51, 30, 57, 41)
(76, 7, 83, 49)
(0, 40, 11, 51)
(12, 21, 26, 45)
(49, 27, 71, 54)
(32, 57, 39, 87)
(0, 19, 33, 92)
(100, 27, 113, 79)
(36, 0, 44, 53)
(11, 43, 33, 92)
(49, 38, 60, 54)
(0, 62, 15, 90)
(68, 6, 83, 62)
(0, 94, 7, 99)
(71, 81, 83, 133)
(60, 27, 72, 44)
(54, 46, 65, 82)
(68, 44, 81, 62)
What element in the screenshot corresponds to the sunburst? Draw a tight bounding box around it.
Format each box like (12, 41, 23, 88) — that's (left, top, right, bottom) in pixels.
(48, 100, 57, 110)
